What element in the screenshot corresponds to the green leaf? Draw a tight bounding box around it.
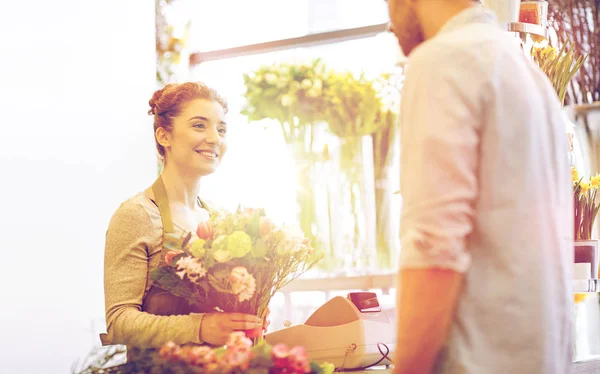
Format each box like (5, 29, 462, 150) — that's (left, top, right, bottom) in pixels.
(181, 231, 192, 249)
(203, 249, 216, 269)
(252, 238, 268, 258)
(149, 266, 181, 288)
(163, 235, 183, 251)
(246, 211, 261, 238)
(249, 342, 273, 368)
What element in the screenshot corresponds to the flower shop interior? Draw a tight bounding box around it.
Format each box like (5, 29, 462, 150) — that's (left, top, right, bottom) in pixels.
(2, 0, 600, 373)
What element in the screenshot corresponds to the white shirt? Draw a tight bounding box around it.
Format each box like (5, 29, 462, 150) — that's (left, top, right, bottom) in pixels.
(399, 7, 573, 374)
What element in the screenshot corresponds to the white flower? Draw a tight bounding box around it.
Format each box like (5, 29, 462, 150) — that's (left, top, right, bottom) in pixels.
(175, 256, 206, 284)
(280, 94, 293, 107)
(230, 267, 256, 302)
(275, 226, 306, 255)
(265, 73, 277, 84)
(236, 281, 256, 302)
(372, 80, 384, 92)
(306, 88, 319, 97)
(313, 79, 322, 90)
(301, 79, 312, 89)
(252, 74, 262, 83)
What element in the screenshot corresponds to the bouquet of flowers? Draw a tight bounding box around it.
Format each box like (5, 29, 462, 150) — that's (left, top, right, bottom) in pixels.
(75, 332, 334, 374)
(242, 59, 330, 144)
(241, 59, 398, 143)
(572, 166, 600, 240)
(150, 207, 323, 336)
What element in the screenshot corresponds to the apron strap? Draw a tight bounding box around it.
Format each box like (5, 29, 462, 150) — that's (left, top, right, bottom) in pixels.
(152, 176, 175, 234)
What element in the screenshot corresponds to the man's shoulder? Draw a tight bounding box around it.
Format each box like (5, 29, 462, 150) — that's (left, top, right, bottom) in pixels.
(409, 24, 509, 72)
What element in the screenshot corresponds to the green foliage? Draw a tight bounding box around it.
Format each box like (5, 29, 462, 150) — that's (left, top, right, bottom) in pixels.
(532, 39, 588, 105)
(242, 59, 397, 140)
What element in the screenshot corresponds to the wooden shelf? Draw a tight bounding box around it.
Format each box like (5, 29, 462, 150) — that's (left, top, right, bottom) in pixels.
(503, 22, 548, 38)
(573, 278, 600, 293)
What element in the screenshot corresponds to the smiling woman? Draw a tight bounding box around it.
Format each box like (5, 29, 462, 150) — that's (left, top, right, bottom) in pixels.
(101, 82, 266, 350)
(149, 82, 229, 173)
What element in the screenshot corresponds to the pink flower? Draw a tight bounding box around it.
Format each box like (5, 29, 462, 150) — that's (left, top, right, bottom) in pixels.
(158, 341, 179, 360)
(244, 207, 258, 216)
(289, 346, 311, 373)
(184, 346, 214, 366)
(229, 267, 256, 302)
(272, 343, 289, 360)
(196, 220, 214, 240)
(164, 250, 182, 265)
(259, 216, 275, 237)
(229, 266, 249, 283)
(226, 331, 253, 349)
(224, 345, 253, 369)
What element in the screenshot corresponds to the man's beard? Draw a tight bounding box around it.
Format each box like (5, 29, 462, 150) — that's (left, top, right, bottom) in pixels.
(395, 10, 425, 56)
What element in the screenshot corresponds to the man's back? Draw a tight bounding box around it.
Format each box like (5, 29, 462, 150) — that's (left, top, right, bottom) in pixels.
(399, 8, 573, 373)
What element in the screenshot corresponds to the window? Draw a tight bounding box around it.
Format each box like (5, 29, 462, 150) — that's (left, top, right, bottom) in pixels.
(192, 32, 401, 228)
(186, 0, 390, 52)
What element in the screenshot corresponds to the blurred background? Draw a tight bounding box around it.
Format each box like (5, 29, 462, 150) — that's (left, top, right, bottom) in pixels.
(1, 0, 599, 372)
(0, 1, 402, 372)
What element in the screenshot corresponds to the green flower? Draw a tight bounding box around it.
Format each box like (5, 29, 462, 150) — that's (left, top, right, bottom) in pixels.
(190, 239, 206, 258)
(228, 231, 252, 258)
(212, 235, 231, 263)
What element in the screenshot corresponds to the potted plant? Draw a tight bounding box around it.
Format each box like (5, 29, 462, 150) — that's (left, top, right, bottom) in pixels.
(572, 166, 600, 278)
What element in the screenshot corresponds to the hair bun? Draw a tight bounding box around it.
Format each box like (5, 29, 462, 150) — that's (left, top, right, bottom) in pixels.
(148, 88, 165, 116)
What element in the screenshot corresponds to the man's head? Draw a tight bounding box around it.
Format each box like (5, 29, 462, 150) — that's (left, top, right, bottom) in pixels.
(387, 0, 479, 56)
(387, 0, 425, 57)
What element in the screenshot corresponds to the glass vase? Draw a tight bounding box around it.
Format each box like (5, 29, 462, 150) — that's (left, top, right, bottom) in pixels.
(286, 123, 333, 270)
(326, 135, 377, 272)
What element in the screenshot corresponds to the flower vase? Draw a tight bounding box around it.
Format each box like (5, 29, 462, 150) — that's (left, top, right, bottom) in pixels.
(327, 135, 377, 271)
(287, 124, 333, 268)
(372, 126, 401, 270)
(574, 240, 599, 279)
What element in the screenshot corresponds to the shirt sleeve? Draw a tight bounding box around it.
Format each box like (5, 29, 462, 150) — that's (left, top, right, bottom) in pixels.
(398, 51, 482, 273)
(103, 201, 204, 348)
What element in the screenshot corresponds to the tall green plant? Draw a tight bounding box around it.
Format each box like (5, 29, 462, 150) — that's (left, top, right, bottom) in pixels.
(532, 40, 589, 105)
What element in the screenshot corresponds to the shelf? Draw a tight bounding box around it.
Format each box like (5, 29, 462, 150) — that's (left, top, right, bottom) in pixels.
(503, 22, 548, 38)
(573, 279, 600, 293)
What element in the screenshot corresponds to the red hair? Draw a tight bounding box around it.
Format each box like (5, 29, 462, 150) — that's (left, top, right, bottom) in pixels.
(148, 82, 228, 157)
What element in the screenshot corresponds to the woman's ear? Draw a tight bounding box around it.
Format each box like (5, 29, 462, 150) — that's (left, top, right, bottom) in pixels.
(155, 127, 171, 150)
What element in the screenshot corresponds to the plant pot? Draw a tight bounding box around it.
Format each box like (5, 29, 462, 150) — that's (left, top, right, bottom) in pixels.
(574, 240, 599, 279)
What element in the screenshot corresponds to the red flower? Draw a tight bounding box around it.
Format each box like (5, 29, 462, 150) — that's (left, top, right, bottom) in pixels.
(164, 250, 182, 265)
(196, 220, 214, 240)
(242, 327, 263, 339)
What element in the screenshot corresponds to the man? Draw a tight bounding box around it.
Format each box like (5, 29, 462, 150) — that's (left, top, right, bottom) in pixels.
(387, 0, 573, 373)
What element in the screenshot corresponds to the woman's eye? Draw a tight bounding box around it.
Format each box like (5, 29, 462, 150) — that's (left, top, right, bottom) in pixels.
(194, 123, 206, 129)
(218, 128, 227, 135)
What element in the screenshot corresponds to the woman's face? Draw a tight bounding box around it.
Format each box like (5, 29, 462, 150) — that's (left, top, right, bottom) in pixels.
(159, 98, 228, 176)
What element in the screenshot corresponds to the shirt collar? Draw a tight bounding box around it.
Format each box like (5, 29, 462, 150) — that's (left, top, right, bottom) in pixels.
(438, 5, 498, 35)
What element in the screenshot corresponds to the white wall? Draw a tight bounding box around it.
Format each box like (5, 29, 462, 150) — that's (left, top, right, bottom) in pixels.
(0, 1, 156, 373)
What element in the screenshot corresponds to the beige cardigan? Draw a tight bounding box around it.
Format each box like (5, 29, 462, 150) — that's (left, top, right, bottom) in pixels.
(103, 193, 204, 348)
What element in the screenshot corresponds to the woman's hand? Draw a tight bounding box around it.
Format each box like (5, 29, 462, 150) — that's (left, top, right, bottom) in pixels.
(200, 312, 262, 346)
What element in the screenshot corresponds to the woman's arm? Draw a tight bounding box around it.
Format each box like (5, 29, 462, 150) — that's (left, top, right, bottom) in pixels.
(104, 201, 204, 348)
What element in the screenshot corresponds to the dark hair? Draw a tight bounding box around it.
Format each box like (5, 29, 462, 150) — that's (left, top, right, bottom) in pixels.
(148, 82, 228, 157)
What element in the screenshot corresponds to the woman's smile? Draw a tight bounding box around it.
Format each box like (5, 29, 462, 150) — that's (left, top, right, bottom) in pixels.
(196, 149, 218, 159)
